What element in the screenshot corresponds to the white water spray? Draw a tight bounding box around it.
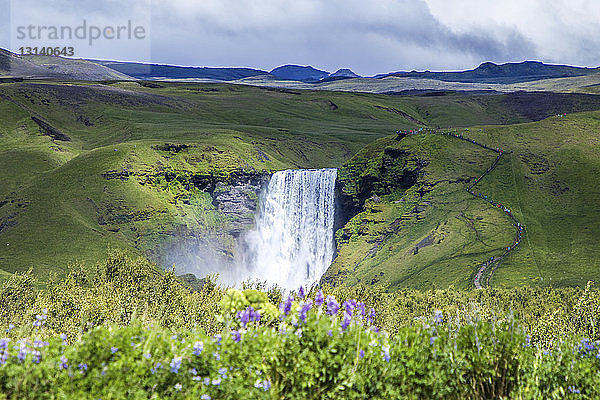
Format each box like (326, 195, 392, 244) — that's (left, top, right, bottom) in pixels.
(241, 168, 337, 289)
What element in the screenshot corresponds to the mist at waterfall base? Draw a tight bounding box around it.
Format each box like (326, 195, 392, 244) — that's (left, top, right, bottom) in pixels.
(171, 169, 338, 289)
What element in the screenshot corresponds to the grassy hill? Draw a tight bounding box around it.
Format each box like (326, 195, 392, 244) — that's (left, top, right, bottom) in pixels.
(327, 112, 600, 289)
(1, 80, 599, 289)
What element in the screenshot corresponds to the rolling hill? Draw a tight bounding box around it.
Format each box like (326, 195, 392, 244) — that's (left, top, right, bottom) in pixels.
(0, 80, 599, 291)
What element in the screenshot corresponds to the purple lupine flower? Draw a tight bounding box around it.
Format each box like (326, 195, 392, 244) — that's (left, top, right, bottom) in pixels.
(314, 290, 324, 307)
(174, 383, 182, 391)
(17, 343, 27, 362)
(31, 350, 41, 364)
(213, 352, 220, 361)
(341, 312, 352, 330)
(78, 363, 88, 372)
(201, 395, 211, 400)
(356, 302, 366, 317)
(430, 336, 437, 345)
(381, 346, 391, 362)
(218, 367, 228, 379)
(214, 334, 222, 346)
(193, 341, 204, 355)
(59, 356, 68, 370)
(279, 296, 293, 317)
(212, 377, 222, 386)
(150, 361, 162, 375)
(568, 386, 581, 394)
(326, 296, 339, 316)
(342, 300, 355, 316)
(170, 357, 182, 373)
(0, 338, 8, 350)
(231, 330, 241, 343)
(203, 377, 210, 386)
(298, 299, 313, 323)
(433, 310, 443, 324)
(190, 368, 198, 375)
(298, 286, 305, 299)
(110, 346, 118, 354)
(263, 380, 271, 391)
(327, 330, 333, 337)
(359, 349, 365, 359)
(367, 308, 376, 325)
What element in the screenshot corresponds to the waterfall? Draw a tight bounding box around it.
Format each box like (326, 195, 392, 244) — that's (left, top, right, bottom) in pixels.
(242, 168, 337, 289)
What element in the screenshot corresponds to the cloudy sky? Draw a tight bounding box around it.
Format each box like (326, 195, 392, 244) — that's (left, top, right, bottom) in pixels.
(3, 0, 600, 75)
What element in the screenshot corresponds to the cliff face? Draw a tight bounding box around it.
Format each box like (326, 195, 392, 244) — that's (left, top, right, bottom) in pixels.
(153, 171, 270, 278)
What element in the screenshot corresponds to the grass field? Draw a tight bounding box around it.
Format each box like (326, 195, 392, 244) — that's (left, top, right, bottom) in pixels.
(1, 80, 599, 289)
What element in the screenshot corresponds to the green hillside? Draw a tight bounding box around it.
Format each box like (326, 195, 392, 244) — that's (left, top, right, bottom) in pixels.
(1, 80, 599, 289)
(328, 112, 600, 289)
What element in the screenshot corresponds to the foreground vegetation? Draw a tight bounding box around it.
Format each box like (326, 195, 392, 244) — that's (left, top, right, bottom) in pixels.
(1, 252, 599, 398)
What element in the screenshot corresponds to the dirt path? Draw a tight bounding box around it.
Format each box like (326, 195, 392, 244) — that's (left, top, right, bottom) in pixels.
(398, 128, 524, 289)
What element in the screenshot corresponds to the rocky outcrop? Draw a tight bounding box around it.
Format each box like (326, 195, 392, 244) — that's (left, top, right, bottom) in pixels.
(212, 173, 269, 236)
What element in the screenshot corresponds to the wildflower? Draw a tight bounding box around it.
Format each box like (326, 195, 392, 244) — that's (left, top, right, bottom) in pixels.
(231, 330, 241, 343)
(356, 302, 366, 317)
(193, 341, 204, 355)
(6, 324, 14, 332)
(213, 352, 220, 361)
(367, 308, 376, 325)
(326, 296, 339, 316)
(192, 375, 202, 381)
(299, 299, 313, 323)
(17, 343, 27, 362)
(433, 310, 443, 324)
(144, 353, 152, 359)
(359, 349, 365, 359)
(203, 377, 210, 385)
(342, 299, 357, 316)
(171, 334, 177, 340)
(59, 356, 68, 370)
(60, 333, 67, 342)
(110, 346, 118, 354)
(151, 362, 162, 374)
(31, 350, 41, 364)
(279, 295, 293, 317)
(212, 377, 222, 386)
(430, 336, 437, 345)
(314, 290, 324, 308)
(78, 363, 88, 372)
(262, 380, 271, 391)
(201, 395, 211, 400)
(190, 368, 197, 375)
(341, 312, 352, 330)
(381, 346, 390, 362)
(298, 286, 305, 299)
(327, 330, 333, 337)
(174, 383, 182, 391)
(296, 329, 303, 338)
(237, 306, 261, 327)
(213, 334, 222, 346)
(568, 386, 581, 394)
(525, 335, 531, 347)
(170, 357, 182, 373)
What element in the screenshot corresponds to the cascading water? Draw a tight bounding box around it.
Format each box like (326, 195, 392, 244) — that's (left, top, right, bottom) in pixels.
(241, 168, 337, 289)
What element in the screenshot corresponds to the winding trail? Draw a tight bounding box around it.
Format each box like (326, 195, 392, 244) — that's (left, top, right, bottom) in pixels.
(397, 129, 524, 289)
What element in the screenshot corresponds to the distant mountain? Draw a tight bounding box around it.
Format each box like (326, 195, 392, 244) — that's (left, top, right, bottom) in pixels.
(270, 65, 330, 82)
(330, 68, 360, 78)
(92, 60, 269, 81)
(0, 48, 132, 80)
(381, 61, 600, 84)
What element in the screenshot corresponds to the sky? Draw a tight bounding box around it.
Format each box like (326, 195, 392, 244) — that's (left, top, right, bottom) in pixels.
(2, 0, 600, 75)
